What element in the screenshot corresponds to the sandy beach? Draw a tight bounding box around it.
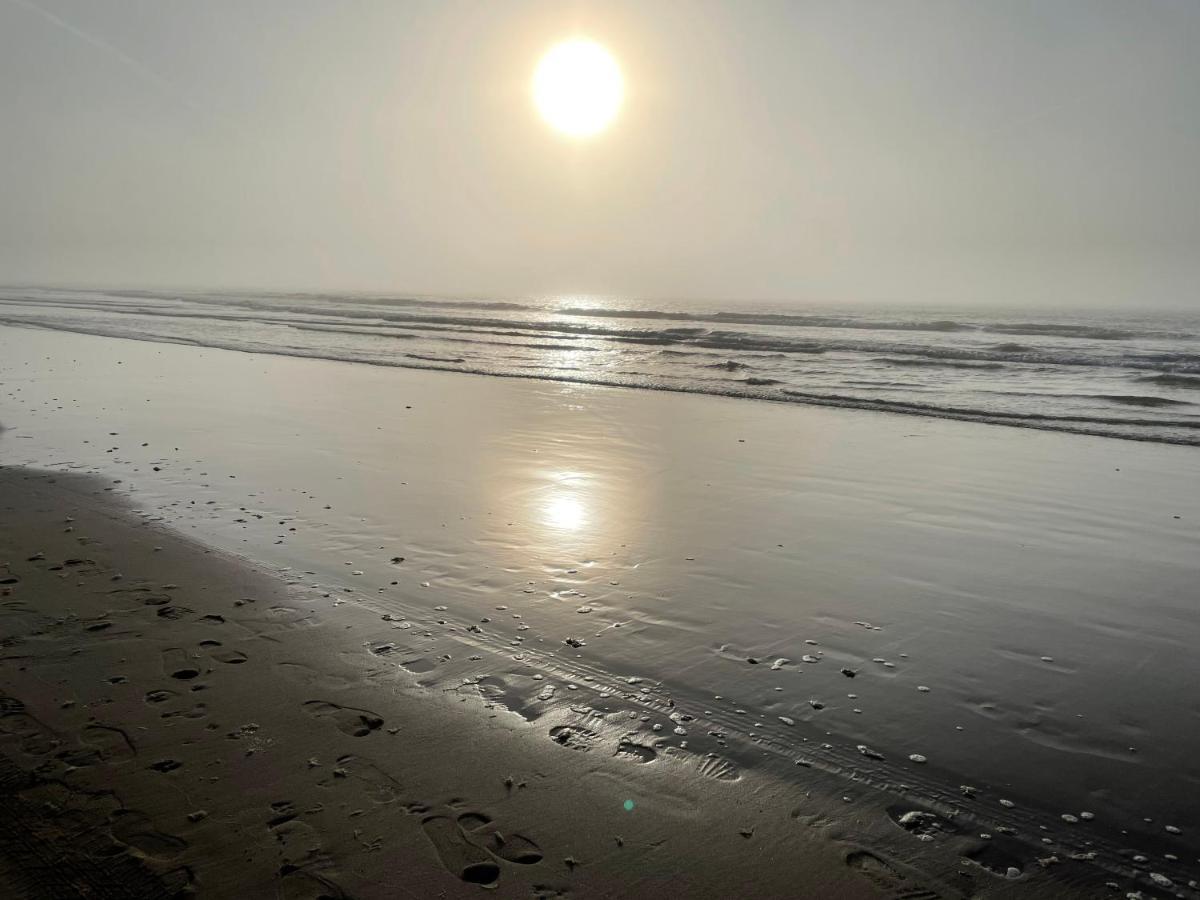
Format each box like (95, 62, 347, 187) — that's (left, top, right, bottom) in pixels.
(5, 2, 1200, 895)
(2, 324, 1198, 897)
(2, 465, 910, 899)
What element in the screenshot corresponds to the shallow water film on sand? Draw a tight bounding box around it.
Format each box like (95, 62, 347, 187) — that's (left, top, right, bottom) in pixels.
(2, 325, 1199, 896)
(2, 287, 1200, 444)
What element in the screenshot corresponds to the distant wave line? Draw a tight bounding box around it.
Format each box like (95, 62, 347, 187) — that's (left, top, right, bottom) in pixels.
(3, 317, 1197, 447)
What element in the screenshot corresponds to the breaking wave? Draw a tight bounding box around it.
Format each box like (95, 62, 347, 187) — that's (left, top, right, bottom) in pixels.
(1, 288, 1197, 445)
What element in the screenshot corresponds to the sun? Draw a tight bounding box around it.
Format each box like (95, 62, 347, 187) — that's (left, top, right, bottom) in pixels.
(532, 39, 623, 138)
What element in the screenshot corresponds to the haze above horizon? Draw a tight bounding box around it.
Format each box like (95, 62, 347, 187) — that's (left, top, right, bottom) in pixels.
(2, 1, 1198, 310)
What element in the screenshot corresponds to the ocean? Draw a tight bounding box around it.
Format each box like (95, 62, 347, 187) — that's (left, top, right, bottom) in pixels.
(2, 286, 1199, 445)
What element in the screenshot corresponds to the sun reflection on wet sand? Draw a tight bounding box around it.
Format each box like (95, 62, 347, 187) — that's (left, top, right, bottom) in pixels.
(540, 471, 590, 532)
(543, 493, 587, 531)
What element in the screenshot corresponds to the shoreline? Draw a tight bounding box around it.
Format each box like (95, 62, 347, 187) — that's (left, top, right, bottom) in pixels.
(1, 317, 1197, 447)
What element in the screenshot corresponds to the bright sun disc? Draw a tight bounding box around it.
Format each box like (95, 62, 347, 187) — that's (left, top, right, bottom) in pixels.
(533, 39, 623, 138)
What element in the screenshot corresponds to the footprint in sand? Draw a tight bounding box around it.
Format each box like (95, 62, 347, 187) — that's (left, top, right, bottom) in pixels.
(0, 694, 59, 757)
(257, 605, 320, 634)
(315, 754, 403, 803)
(263, 798, 351, 898)
(351, 760, 404, 803)
(456, 812, 491, 830)
(790, 808, 839, 831)
(160, 866, 198, 896)
(109, 809, 187, 859)
(0, 696, 27, 716)
(474, 676, 509, 703)
(470, 675, 545, 722)
(614, 739, 658, 764)
(548, 725, 598, 752)
(82, 723, 137, 761)
(887, 805, 960, 841)
(198, 639, 248, 665)
(964, 838, 1027, 880)
(271, 817, 325, 867)
(488, 833, 545, 867)
(421, 815, 501, 887)
(457, 811, 545, 865)
(161, 648, 200, 681)
(302, 701, 384, 737)
(695, 754, 741, 782)
(161, 702, 208, 721)
(398, 656, 438, 675)
(278, 864, 350, 900)
(845, 849, 943, 899)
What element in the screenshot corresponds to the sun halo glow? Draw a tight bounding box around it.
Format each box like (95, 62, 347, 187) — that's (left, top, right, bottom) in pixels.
(532, 38, 623, 138)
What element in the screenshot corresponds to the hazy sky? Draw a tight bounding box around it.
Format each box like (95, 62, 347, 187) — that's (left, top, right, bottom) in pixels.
(2, 0, 1198, 308)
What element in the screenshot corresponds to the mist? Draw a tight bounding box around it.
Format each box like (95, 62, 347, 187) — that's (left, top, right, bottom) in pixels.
(2, 0, 1198, 309)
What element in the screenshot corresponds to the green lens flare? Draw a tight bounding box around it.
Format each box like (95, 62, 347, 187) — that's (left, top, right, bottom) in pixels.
(623, 799, 635, 811)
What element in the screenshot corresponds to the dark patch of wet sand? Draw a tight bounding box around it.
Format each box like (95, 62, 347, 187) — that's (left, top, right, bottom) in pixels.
(1, 466, 1180, 898)
(0, 467, 916, 899)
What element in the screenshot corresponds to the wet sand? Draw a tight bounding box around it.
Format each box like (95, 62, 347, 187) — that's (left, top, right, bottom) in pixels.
(0, 467, 884, 898)
(2, 323, 1199, 896)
